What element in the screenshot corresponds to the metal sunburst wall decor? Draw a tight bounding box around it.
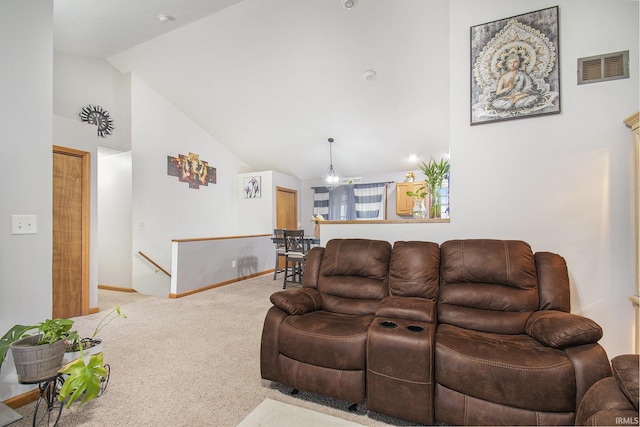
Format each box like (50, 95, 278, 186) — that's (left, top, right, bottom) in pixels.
(79, 104, 115, 137)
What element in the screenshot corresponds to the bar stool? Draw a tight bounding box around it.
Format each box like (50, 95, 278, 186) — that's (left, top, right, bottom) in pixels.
(282, 229, 307, 289)
(272, 229, 286, 280)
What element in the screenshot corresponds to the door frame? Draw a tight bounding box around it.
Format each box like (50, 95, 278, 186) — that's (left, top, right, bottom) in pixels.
(53, 145, 90, 316)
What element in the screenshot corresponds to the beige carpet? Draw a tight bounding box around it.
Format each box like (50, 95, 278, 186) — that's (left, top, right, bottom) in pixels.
(10, 274, 416, 427)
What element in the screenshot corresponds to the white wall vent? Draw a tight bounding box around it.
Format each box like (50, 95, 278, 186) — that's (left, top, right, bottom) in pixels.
(578, 50, 629, 84)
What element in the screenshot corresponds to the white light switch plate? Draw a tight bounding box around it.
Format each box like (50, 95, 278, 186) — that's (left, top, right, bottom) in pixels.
(11, 215, 37, 234)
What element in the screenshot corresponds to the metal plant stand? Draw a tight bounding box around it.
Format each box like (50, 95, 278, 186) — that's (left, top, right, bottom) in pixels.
(30, 364, 110, 427)
(32, 375, 64, 427)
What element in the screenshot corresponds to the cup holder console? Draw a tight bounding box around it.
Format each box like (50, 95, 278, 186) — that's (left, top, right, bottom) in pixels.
(368, 318, 434, 424)
(379, 321, 398, 329)
(379, 321, 424, 333)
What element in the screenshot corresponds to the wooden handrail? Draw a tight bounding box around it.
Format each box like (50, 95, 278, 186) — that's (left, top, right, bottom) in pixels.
(172, 233, 271, 243)
(138, 251, 171, 277)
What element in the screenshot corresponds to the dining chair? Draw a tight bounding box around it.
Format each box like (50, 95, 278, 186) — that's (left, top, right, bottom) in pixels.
(282, 229, 307, 289)
(272, 229, 286, 280)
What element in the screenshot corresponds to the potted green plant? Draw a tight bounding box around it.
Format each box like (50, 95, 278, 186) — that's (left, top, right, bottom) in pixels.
(1, 318, 76, 383)
(408, 157, 450, 219)
(57, 307, 125, 408)
(64, 306, 126, 363)
(406, 186, 428, 218)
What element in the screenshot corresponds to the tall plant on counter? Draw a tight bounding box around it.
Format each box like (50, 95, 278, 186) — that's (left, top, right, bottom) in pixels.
(417, 157, 450, 219)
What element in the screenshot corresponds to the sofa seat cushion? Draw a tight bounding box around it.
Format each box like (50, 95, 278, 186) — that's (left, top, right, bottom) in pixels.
(436, 324, 576, 412)
(279, 310, 373, 370)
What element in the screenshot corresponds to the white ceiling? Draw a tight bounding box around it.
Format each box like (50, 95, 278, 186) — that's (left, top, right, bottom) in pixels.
(54, 0, 451, 182)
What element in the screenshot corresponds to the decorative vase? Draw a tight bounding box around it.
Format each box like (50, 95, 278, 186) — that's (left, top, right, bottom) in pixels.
(11, 335, 66, 384)
(412, 199, 426, 219)
(428, 184, 442, 219)
(314, 224, 320, 238)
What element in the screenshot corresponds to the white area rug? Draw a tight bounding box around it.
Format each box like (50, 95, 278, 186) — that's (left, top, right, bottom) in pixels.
(238, 398, 366, 427)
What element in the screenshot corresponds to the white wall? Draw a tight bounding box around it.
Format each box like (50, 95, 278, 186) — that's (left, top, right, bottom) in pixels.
(130, 74, 250, 296)
(323, 0, 639, 359)
(237, 171, 274, 235)
(98, 148, 132, 289)
(0, 0, 53, 401)
(54, 52, 131, 152)
(171, 236, 274, 295)
(237, 169, 303, 234)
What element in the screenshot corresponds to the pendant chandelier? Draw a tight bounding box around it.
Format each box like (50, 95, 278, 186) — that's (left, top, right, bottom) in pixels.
(323, 138, 341, 190)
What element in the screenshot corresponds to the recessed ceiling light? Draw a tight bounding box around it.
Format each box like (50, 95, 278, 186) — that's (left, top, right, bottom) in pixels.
(342, 0, 357, 9)
(363, 70, 376, 81)
(157, 14, 176, 22)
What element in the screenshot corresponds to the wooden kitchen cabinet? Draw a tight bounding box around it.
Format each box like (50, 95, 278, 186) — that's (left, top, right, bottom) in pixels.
(396, 181, 425, 216)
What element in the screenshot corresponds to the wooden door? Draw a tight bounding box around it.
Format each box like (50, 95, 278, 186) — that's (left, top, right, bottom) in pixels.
(275, 187, 297, 271)
(52, 146, 90, 318)
(275, 187, 298, 230)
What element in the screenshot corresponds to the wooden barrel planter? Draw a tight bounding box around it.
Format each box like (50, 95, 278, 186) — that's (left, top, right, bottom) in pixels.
(10, 335, 66, 383)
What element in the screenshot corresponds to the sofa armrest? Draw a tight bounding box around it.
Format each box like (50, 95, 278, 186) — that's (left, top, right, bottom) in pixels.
(612, 354, 639, 410)
(270, 288, 322, 315)
(526, 310, 603, 349)
(375, 296, 436, 323)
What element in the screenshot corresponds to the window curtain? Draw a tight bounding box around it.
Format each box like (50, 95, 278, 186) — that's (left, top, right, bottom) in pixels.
(354, 183, 387, 220)
(313, 187, 330, 219)
(313, 182, 387, 221)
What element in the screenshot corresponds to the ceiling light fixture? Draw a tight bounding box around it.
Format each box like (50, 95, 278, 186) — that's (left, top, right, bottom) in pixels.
(323, 138, 341, 190)
(363, 70, 376, 81)
(157, 14, 176, 22)
(342, 0, 358, 10)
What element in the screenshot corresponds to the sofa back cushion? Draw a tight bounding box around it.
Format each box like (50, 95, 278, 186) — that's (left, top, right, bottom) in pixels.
(439, 239, 539, 334)
(317, 239, 392, 315)
(389, 241, 440, 300)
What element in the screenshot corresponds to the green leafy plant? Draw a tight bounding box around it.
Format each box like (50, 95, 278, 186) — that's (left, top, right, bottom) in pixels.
(0, 325, 35, 372)
(417, 157, 450, 196)
(67, 306, 126, 352)
(0, 319, 76, 372)
(91, 307, 126, 340)
(37, 318, 75, 345)
(58, 348, 108, 408)
(408, 156, 450, 218)
(406, 186, 427, 199)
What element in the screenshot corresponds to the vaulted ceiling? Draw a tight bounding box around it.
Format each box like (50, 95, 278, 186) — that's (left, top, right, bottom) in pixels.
(54, 0, 451, 181)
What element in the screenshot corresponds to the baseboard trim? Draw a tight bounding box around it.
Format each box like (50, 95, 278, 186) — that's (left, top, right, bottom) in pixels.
(169, 270, 272, 299)
(3, 388, 39, 409)
(98, 285, 138, 293)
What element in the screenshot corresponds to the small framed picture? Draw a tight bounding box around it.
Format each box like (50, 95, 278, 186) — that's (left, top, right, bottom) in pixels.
(470, 6, 560, 125)
(243, 176, 261, 198)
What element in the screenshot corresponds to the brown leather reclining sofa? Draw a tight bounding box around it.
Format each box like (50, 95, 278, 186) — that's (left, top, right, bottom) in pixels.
(260, 238, 612, 425)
